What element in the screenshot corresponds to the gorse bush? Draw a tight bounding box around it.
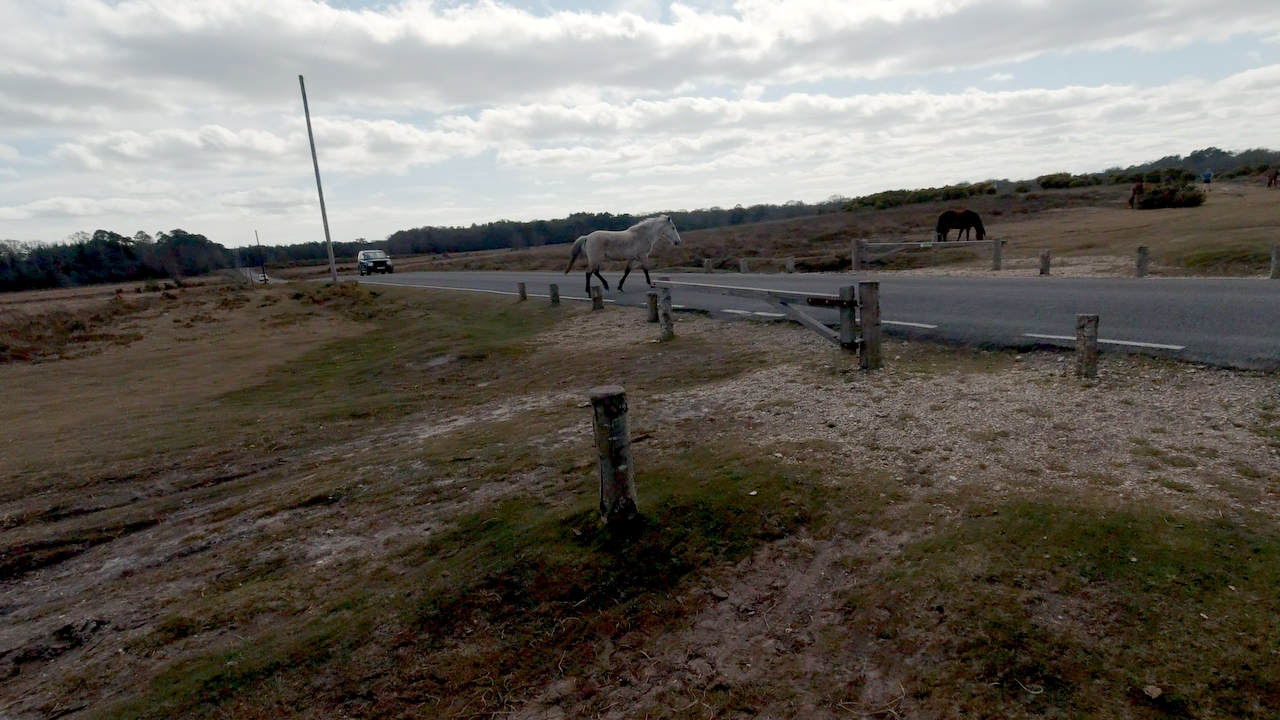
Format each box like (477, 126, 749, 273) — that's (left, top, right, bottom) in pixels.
(843, 182, 997, 211)
(1037, 172, 1110, 189)
(1137, 183, 1205, 209)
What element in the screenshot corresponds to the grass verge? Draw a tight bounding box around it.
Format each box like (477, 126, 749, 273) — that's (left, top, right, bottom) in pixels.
(844, 501, 1280, 717)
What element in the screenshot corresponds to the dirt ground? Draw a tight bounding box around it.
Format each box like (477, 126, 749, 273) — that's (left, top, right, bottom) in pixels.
(1, 282, 1278, 718)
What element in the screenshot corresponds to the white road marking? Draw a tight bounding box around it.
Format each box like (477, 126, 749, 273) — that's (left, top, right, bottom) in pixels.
(883, 320, 939, 329)
(357, 280, 613, 303)
(1024, 333, 1185, 351)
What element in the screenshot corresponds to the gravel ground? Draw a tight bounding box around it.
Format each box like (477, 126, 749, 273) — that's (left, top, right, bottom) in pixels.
(510, 306, 1280, 719)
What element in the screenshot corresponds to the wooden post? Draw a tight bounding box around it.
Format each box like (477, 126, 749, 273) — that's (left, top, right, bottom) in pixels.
(1136, 246, 1150, 277)
(517, 282, 527, 300)
(646, 292, 659, 322)
(740, 258, 749, 273)
(549, 283, 560, 305)
(1039, 250, 1051, 276)
(991, 237, 1002, 271)
(784, 257, 795, 273)
(1076, 314, 1099, 378)
(851, 239, 865, 272)
(703, 258, 713, 274)
(839, 285, 857, 350)
(1270, 245, 1279, 279)
(589, 386, 638, 524)
(658, 288, 674, 341)
(591, 285, 603, 310)
(858, 281, 882, 370)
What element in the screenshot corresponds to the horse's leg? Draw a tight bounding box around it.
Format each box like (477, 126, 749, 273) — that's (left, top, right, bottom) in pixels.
(618, 261, 632, 291)
(585, 270, 592, 294)
(594, 269, 610, 290)
(643, 267, 652, 287)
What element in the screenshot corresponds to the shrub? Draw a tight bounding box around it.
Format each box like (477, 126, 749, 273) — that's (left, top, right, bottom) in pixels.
(1036, 173, 1073, 189)
(1136, 183, 1205, 209)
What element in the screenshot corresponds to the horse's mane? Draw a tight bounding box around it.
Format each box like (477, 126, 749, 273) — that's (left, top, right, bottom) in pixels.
(629, 215, 667, 231)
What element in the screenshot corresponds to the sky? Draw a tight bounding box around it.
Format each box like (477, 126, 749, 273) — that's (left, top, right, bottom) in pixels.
(2, 0, 1279, 248)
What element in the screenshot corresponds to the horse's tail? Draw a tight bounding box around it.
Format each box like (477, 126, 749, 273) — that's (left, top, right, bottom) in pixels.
(565, 236, 587, 273)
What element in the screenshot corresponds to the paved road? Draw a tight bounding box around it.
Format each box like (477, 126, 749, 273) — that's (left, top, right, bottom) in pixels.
(357, 271, 1280, 371)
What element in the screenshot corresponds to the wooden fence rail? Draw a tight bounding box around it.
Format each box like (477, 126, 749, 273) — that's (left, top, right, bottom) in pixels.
(654, 278, 882, 369)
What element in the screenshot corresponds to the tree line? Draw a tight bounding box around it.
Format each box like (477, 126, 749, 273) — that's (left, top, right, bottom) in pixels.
(0, 230, 232, 293)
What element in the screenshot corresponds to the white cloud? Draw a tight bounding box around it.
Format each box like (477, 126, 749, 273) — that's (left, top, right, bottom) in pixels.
(4, 0, 1280, 125)
(987, 72, 1014, 82)
(216, 186, 314, 211)
(0, 196, 181, 220)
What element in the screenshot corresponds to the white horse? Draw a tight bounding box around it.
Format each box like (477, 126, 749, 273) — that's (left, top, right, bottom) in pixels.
(564, 215, 682, 293)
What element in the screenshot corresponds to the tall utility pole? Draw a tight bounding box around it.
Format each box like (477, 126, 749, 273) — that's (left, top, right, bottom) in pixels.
(255, 230, 267, 283)
(299, 75, 338, 285)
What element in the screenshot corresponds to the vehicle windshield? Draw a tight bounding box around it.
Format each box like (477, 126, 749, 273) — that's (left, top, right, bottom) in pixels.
(362, 251, 388, 259)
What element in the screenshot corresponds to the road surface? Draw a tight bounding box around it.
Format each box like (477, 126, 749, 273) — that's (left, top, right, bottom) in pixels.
(356, 271, 1280, 371)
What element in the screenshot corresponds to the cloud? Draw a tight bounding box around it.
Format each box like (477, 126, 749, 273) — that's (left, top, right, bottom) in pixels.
(38, 64, 1280, 189)
(54, 126, 294, 171)
(4, 0, 1280, 125)
(0, 196, 181, 220)
(216, 186, 314, 211)
(987, 72, 1014, 82)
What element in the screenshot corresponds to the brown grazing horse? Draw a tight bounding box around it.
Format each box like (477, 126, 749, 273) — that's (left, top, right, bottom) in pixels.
(1267, 168, 1279, 189)
(935, 209, 985, 242)
(1129, 180, 1145, 208)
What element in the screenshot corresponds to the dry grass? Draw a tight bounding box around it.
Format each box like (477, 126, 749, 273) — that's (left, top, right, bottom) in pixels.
(2, 281, 1279, 719)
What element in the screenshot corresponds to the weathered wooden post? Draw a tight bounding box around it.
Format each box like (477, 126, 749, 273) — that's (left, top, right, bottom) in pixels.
(1039, 250, 1051, 276)
(839, 285, 857, 350)
(784, 257, 795, 273)
(647, 292, 659, 322)
(589, 386, 638, 524)
(1136, 246, 1150, 278)
(517, 282, 527, 300)
(1076, 314, 1099, 379)
(740, 258, 749, 274)
(703, 258, 713, 274)
(991, 237, 1002, 271)
(851, 239, 865, 272)
(658, 288, 674, 341)
(549, 283, 560, 305)
(591, 285, 603, 310)
(858, 281, 882, 370)
(1270, 245, 1279, 279)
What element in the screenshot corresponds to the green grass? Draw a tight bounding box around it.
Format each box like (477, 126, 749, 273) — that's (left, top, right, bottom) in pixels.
(843, 502, 1280, 717)
(94, 447, 831, 718)
(219, 283, 563, 427)
(1170, 244, 1274, 276)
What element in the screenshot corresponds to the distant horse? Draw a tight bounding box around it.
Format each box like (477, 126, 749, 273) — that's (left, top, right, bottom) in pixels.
(935, 209, 985, 242)
(565, 215, 682, 293)
(1129, 180, 1145, 208)
(1268, 168, 1279, 189)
